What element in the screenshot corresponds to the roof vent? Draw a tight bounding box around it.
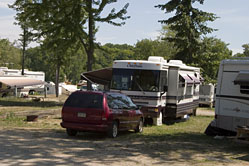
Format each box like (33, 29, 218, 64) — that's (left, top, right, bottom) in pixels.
(169, 60, 184, 65)
(148, 56, 167, 63)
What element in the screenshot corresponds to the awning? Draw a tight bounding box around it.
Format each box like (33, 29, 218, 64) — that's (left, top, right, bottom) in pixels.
(234, 71, 249, 85)
(81, 67, 112, 85)
(179, 73, 194, 84)
(188, 74, 200, 84)
(0, 77, 44, 88)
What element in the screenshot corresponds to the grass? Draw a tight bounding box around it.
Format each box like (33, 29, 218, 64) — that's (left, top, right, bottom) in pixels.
(0, 100, 248, 165)
(0, 97, 64, 115)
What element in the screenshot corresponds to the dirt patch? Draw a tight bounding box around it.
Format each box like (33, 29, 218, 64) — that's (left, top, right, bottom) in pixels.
(0, 128, 248, 166)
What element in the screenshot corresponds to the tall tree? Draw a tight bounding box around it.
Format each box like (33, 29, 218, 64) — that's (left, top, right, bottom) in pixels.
(196, 37, 232, 83)
(10, 0, 130, 90)
(79, 0, 130, 89)
(156, 0, 217, 64)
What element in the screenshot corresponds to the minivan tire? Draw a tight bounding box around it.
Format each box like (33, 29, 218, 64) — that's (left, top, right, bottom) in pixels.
(66, 128, 77, 136)
(108, 121, 118, 138)
(135, 118, 143, 133)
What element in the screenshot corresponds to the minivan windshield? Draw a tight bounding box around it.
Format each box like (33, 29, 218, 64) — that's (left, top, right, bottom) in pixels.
(64, 92, 103, 109)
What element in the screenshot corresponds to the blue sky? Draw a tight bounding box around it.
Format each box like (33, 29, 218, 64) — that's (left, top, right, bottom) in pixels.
(1, 0, 249, 55)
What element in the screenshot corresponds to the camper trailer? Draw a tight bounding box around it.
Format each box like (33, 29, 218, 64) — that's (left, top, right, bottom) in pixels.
(0, 67, 45, 96)
(166, 60, 201, 119)
(110, 56, 201, 125)
(205, 59, 249, 135)
(199, 84, 215, 108)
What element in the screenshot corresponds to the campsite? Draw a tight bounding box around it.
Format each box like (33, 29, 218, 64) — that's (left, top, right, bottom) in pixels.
(0, 96, 249, 166)
(1, 0, 249, 165)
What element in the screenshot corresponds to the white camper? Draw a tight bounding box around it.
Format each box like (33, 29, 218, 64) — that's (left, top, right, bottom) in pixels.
(166, 60, 201, 118)
(199, 84, 215, 108)
(111, 56, 201, 125)
(205, 59, 249, 135)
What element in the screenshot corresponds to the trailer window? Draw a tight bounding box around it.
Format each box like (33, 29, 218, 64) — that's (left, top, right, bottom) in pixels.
(240, 85, 249, 94)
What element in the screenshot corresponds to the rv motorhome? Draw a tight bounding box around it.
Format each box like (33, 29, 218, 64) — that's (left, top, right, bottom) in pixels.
(199, 84, 215, 108)
(205, 59, 249, 136)
(110, 56, 201, 125)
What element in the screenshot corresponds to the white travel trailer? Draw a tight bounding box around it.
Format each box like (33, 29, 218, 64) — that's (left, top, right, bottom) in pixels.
(205, 59, 249, 135)
(110, 56, 201, 125)
(166, 60, 201, 119)
(199, 84, 215, 108)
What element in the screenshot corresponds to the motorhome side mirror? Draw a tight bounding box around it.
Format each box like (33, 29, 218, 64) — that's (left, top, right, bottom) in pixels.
(164, 85, 168, 92)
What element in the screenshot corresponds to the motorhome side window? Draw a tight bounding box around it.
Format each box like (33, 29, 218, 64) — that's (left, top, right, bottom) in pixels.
(160, 71, 167, 91)
(178, 75, 185, 88)
(240, 85, 249, 94)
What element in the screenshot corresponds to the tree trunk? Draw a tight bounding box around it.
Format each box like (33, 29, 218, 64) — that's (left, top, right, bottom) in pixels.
(21, 27, 27, 75)
(55, 63, 60, 97)
(87, 0, 94, 90)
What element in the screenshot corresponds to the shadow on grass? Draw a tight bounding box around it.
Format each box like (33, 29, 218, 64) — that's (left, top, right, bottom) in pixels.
(0, 128, 248, 166)
(0, 99, 63, 107)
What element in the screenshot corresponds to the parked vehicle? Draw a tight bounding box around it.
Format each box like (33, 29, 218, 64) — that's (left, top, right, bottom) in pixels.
(199, 84, 215, 108)
(61, 91, 143, 138)
(111, 57, 201, 125)
(81, 56, 202, 126)
(205, 59, 249, 136)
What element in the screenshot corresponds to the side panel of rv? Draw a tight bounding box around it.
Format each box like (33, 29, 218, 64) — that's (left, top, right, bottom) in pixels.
(214, 60, 249, 132)
(165, 66, 198, 118)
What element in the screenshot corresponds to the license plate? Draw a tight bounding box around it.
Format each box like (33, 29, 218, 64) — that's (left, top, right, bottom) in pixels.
(77, 112, 86, 118)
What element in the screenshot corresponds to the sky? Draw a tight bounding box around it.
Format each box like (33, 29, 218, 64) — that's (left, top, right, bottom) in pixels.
(0, 0, 249, 55)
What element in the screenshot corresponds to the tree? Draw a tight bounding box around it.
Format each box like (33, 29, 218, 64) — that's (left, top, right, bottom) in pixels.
(0, 39, 21, 69)
(156, 0, 217, 64)
(196, 37, 232, 83)
(78, 0, 130, 89)
(10, 0, 130, 90)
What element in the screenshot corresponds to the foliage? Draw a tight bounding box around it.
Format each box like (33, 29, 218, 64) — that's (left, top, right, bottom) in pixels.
(156, 0, 218, 64)
(0, 39, 21, 69)
(234, 44, 249, 57)
(195, 37, 232, 83)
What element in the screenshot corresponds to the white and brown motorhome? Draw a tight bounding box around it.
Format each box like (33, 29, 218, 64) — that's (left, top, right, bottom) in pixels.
(205, 59, 249, 135)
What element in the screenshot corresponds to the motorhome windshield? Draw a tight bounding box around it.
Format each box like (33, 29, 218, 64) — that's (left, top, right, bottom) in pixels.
(111, 69, 161, 92)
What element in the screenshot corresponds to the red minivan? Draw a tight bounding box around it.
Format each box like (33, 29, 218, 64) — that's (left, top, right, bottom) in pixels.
(61, 91, 143, 138)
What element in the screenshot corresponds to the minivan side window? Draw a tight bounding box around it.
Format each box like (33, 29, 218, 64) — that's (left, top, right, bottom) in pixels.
(107, 94, 136, 109)
(64, 92, 103, 109)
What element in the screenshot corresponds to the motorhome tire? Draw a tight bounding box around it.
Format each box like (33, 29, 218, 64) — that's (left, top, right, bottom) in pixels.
(193, 108, 197, 116)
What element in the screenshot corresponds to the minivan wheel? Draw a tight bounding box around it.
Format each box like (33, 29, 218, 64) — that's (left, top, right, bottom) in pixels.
(135, 118, 143, 133)
(66, 128, 77, 136)
(108, 121, 118, 138)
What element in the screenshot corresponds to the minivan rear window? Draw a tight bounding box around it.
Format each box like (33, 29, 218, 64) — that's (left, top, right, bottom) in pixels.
(64, 92, 103, 109)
